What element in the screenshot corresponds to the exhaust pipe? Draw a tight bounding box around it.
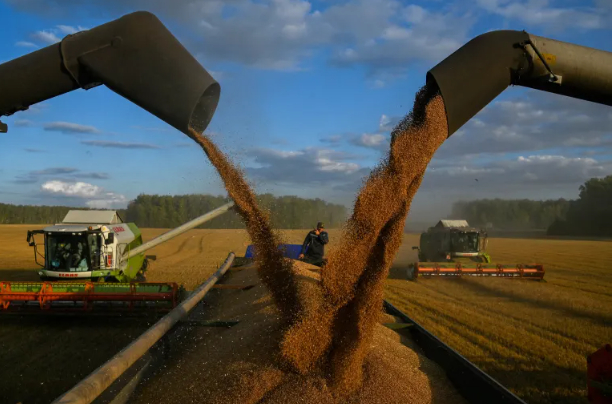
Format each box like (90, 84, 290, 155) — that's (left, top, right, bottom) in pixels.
(427, 30, 612, 136)
(0, 11, 220, 134)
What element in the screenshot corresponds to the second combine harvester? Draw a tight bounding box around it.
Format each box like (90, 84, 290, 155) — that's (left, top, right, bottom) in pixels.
(407, 220, 545, 280)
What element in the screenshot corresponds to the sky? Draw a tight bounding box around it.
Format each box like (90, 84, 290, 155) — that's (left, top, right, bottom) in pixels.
(1, 0, 612, 223)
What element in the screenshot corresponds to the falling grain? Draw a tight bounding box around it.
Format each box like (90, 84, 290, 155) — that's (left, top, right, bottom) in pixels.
(186, 128, 302, 323)
(185, 81, 451, 401)
(280, 83, 449, 397)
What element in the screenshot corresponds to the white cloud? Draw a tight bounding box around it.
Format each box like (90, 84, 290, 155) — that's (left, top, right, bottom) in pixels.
(22, 25, 88, 48)
(42, 180, 101, 198)
(315, 151, 360, 173)
(43, 121, 100, 134)
(81, 140, 160, 149)
(247, 146, 367, 188)
(477, 0, 605, 30)
(30, 30, 61, 45)
(353, 133, 388, 149)
(320, 134, 343, 144)
(422, 153, 610, 193)
(436, 90, 612, 158)
(85, 192, 127, 209)
(15, 41, 37, 48)
(14, 119, 34, 127)
(56, 24, 88, 35)
(41, 180, 126, 208)
(6, 0, 474, 81)
(379, 114, 391, 131)
(403, 4, 427, 24)
(379, 113, 402, 131)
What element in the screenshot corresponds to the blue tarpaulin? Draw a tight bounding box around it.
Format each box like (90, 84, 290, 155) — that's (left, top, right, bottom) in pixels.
(244, 244, 305, 260)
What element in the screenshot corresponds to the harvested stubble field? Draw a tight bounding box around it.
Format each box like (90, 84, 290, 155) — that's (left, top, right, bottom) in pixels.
(388, 234, 612, 404)
(1, 224, 611, 404)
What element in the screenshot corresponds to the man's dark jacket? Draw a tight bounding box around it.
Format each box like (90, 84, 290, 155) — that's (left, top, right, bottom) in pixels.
(301, 230, 329, 259)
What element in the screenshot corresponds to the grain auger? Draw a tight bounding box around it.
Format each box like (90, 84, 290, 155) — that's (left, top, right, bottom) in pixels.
(0, 11, 228, 313)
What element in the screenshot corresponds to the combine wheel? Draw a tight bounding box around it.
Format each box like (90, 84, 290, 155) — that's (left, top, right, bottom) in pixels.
(135, 259, 149, 282)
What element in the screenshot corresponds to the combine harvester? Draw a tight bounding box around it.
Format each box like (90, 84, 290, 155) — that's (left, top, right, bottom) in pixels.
(406, 220, 545, 280)
(1, 203, 234, 312)
(1, 10, 611, 404)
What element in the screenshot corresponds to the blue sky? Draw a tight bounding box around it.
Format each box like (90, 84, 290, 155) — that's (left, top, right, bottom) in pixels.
(1, 0, 612, 222)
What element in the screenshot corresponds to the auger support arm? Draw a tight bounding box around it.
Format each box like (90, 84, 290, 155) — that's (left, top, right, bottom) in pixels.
(427, 30, 612, 136)
(0, 11, 220, 134)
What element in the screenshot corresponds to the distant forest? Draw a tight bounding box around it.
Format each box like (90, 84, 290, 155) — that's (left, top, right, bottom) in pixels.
(547, 176, 612, 237)
(451, 175, 612, 237)
(0, 194, 348, 229)
(451, 199, 570, 230)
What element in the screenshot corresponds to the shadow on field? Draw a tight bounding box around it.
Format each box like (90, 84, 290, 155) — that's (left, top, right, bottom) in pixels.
(0, 315, 150, 404)
(479, 357, 587, 404)
(0, 268, 39, 281)
(388, 264, 409, 280)
(457, 279, 612, 328)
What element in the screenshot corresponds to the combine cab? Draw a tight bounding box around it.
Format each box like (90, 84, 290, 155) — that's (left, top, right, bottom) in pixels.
(27, 210, 151, 283)
(415, 220, 491, 263)
(407, 220, 545, 280)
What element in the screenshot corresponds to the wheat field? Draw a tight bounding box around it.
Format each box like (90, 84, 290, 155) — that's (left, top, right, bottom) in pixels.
(0, 225, 610, 404)
(387, 234, 612, 404)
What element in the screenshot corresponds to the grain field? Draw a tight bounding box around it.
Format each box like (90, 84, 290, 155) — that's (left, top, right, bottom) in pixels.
(0, 225, 610, 404)
(387, 234, 612, 404)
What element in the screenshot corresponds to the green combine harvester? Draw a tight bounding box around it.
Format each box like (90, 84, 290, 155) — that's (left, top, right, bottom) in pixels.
(1, 204, 234, 313)
(407, 220, 545, 280)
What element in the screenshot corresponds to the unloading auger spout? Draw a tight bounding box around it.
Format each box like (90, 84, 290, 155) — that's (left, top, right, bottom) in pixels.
(0, 11, 220, 134)
(427, 30, 612, 136)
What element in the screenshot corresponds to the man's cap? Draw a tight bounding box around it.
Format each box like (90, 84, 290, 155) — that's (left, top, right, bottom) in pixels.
(317, 222, 324, 229)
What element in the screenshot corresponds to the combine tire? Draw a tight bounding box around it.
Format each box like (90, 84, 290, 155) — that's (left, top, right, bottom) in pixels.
(135, 259, 149, 282)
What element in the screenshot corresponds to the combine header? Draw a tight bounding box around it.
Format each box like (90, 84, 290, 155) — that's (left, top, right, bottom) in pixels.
(0, 203, 234, 313)
(0, 281, 178, 313)
(406, 220, 545, 280)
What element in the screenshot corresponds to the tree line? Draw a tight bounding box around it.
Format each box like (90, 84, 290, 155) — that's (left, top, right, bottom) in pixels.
(547, 175, 612, 237)
(451, 175, 612, 237)
(451, 199, 570, 230)
(0, 203, 73, 224)
(0, 194, 348, 229)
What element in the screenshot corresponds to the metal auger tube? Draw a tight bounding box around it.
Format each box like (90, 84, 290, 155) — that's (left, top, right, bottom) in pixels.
(52, 252, 235, 404)
(123, 202, 235, 261)
(0, 11, 220, 135)
(427, 30, 612, 136)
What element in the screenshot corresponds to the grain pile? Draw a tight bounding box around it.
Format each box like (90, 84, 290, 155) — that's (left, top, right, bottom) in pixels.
(184, 81, 451, 401)
(280, 83, 448, 396)
(132, 263, 466, 404)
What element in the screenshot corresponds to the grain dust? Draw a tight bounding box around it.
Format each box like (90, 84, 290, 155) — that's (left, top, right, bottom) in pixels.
(186, 129, 302, 322)
(185, 81, 452, 401)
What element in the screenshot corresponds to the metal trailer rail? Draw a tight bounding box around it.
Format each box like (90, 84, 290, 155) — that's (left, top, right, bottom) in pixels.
(383, 300, 527, 404)
(52, 252, 235, 404)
